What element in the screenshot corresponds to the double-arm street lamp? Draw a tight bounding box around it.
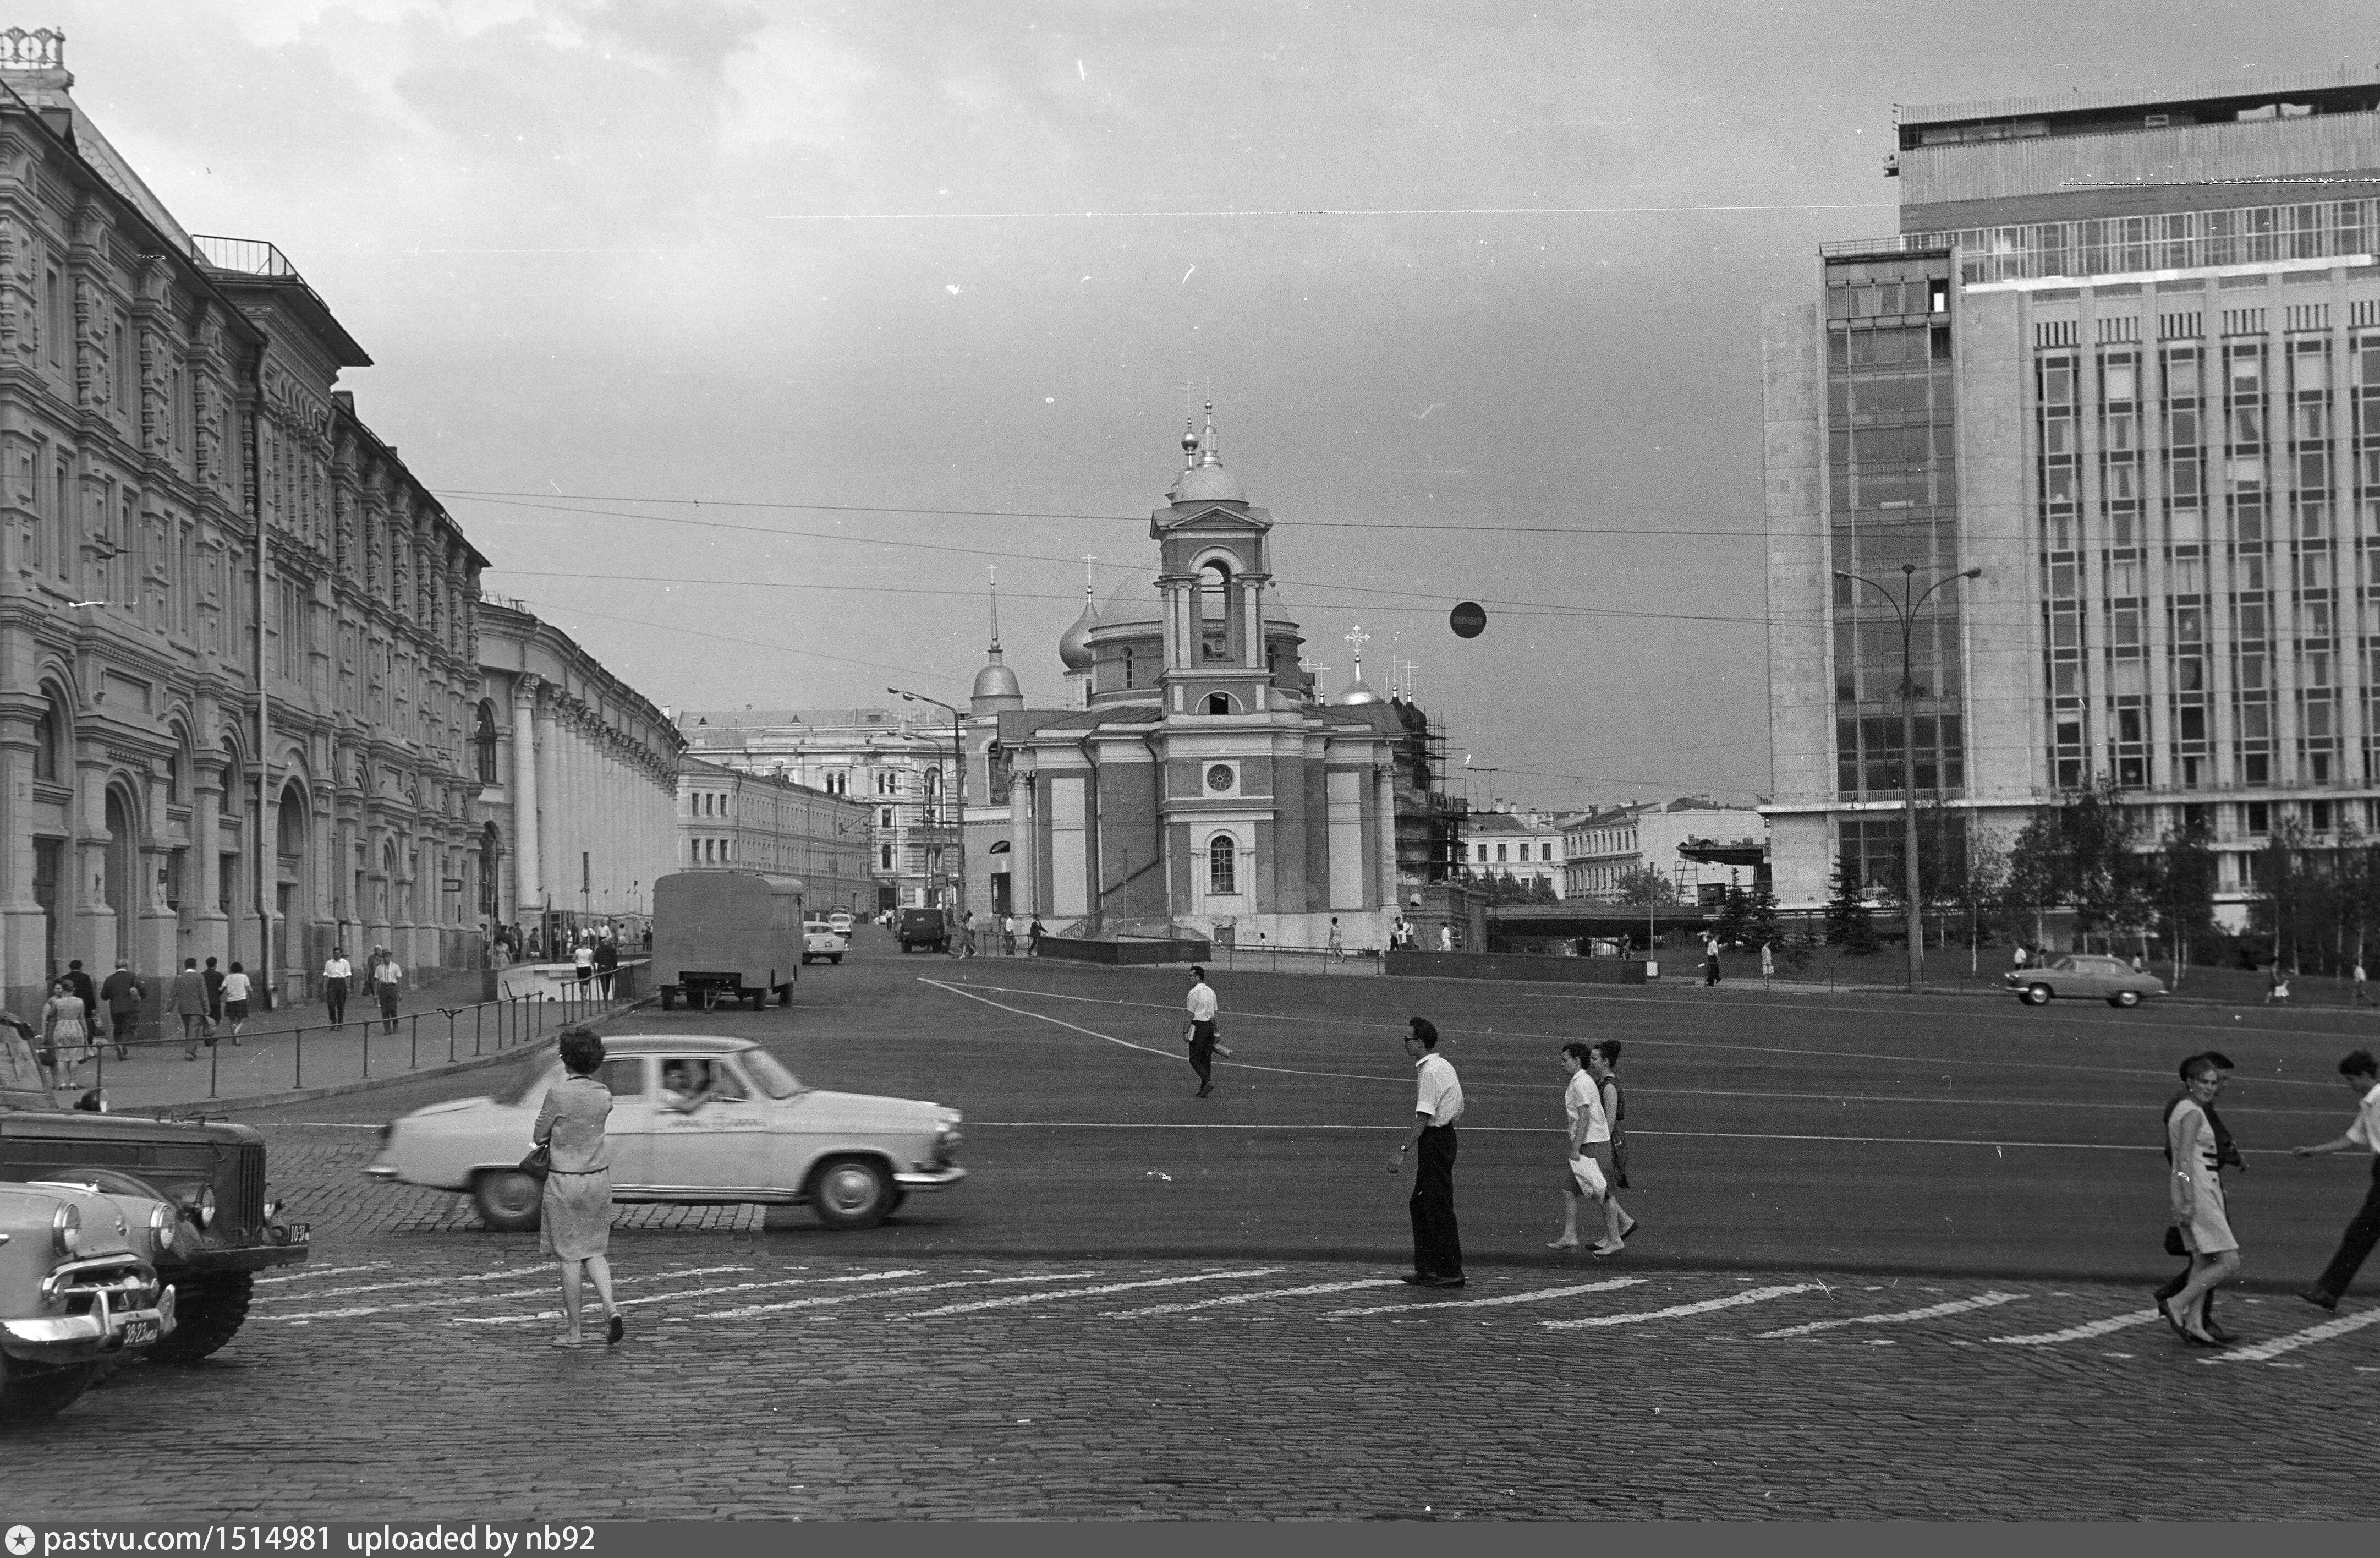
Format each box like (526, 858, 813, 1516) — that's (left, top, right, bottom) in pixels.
(1833, 561, 1983, 993)
(887, 687, 964, 933)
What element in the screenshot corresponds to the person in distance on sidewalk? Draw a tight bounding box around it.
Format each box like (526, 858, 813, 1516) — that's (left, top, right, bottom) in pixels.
(2162, 1053, 2240, 1346)
(1389, 1016, 1465, 1288)
(2293, 1049, 2380, 1311)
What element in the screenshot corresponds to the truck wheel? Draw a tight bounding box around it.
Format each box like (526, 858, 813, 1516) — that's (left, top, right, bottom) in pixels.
(2025, 983, 2053, 1006)
(149, 1271, 255, 1363)
(0, 1355, 101, 1419)
(471, 1168, 543, 1233)
(830, 954, 842, 965)
(809, 1157, 893, 1231)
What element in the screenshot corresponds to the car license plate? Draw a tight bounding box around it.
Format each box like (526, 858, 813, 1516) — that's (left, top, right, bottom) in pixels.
(120, 1316, 161, 1348)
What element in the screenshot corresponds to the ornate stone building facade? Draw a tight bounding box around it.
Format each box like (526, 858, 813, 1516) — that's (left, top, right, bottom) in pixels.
(471, 602, 685, 949)
(0, 32, 490, 1009)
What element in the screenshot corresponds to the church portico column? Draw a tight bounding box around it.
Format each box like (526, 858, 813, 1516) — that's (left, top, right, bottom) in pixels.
(191, 759, 228, 966)
(513, 676, 543, 920)
(73, 755, 116, 970)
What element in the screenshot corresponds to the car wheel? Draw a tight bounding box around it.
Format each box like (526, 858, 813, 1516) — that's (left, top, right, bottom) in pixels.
(0, 1354, 102, 1420)
(471, 1168, 544, 1233)
(809, 1156, 893, 1231)
(2111, 990, 2141, 1008)
(2025, 983, 2053, 1006)
(149, 1271, 255, 1364)
(830, 954, 842, 965)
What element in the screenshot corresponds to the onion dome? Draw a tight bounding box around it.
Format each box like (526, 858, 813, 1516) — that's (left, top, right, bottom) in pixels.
(972, 657, 1023, 703)
(1058, 586, 1100, 670)
(1329, 674, 1386, 707)
(1167, 399, 1249, 504)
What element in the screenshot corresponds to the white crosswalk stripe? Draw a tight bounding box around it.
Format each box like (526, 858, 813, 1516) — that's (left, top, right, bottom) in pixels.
(255, 1263, 390, 1286)
(1989, 1309, 2162, 1346)
(1759, 1291, 2025, 1338)
(1106, 1278, 1407, 1319)
(1321, 1278, 1645, 1320)
(259, 1265, 755, 1325)
(683, 1272, 1104, 1321)
(453, 1269, 929, 1326)
(1542, 1283, 1818, 1330)
(253, 1264, 567, 1304)
(2204, 1305, 2380, 1364)
(895, 1267, 1284, 1319)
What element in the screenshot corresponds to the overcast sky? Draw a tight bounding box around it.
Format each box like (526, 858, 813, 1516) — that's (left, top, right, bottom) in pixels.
(50, 1, 2373, 811)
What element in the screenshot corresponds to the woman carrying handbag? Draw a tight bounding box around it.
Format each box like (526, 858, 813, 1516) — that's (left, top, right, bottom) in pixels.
(532, 1026, 624, 1349)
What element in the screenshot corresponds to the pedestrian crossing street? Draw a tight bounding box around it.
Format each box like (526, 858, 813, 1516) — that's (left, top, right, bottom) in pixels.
(243, 1256, 2380, 1368)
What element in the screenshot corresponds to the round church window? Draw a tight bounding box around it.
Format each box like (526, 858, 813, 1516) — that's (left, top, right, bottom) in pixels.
(1205, 764, 1234, 793)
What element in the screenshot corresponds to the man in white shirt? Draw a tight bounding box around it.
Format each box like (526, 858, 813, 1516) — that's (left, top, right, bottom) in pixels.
(321, 948, 353, 1029)
(2294, 1049, 2380, 1309)
(1388, 1016, 1465, 1287)
(376, 950, 404, 1035)
(1182, 965, 1223, 1098)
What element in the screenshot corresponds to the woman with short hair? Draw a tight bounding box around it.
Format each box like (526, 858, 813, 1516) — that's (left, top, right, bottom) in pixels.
(534, 1026, 623, 1348)
(2163, 1053, 2239, 1346)
(40, 977, 92, 1094)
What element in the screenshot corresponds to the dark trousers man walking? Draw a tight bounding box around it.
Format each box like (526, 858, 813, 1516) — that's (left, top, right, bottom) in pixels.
(2308, 1160, 2380, 1304)
(324, 976, 348, 1026)
(1391, 1016, 1466, 1287)
(2295, 1051, 2380, 1309)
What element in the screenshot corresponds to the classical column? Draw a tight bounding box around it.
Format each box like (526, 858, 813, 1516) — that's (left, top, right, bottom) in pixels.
(512, 676, 542, 919)
(191, 756, 227, 966)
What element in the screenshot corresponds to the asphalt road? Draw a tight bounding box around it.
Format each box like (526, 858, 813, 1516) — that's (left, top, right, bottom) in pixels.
(246, 933, 2380, 1290)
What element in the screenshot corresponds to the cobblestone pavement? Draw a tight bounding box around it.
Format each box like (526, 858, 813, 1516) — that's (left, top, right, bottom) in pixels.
(6, 1124, 2376, 1521)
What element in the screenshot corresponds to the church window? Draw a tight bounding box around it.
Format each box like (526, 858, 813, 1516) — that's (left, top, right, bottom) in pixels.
(1497, 844, 1508, 862)
(1204, 693, 1233, 715)
(1200, 560, 1232, 662)
(1208, 835, 1237, 895)
(1123, 648, 1135, 689)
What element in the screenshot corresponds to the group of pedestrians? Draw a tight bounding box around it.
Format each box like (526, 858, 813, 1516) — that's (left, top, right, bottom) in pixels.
(2157, 1046, 2380, 1346)
(12, 955, 257, 1083)
(320, 945, 408, 1032)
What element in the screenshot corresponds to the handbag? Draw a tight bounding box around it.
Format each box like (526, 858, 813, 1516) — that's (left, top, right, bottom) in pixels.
(2163, 1223, 2188, 1258)
(518, 1141, 552, 1179)
(1569, 1153, 1608, 1198)
(1611, 1136, 1632, 1190)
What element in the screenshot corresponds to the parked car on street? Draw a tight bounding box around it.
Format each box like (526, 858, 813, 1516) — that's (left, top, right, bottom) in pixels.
(828, 911, 854, 936)
(802, 921, 848, 965)
(897, 906, 949, 954)
(2005, 954, 2167, 1008)
(366, 1035, 964, 1233)
(0, 1107, 311, 1362)
(0, 1179, 178, 1417)
(652, 870, 803, 1010)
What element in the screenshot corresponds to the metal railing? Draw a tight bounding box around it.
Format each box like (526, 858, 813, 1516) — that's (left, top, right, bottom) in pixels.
(1205, 942, 1384, 976)
(190, 234, 304, 280)
(56, 966, 646, 1104)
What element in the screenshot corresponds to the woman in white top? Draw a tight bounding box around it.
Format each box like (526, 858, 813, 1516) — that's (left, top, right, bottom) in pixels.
(2163, 1054, 2239, 1346)
(40, 978, 92, 1093)
(220, 963, 253, 1041)
(1551, 1042, 1630, 1255)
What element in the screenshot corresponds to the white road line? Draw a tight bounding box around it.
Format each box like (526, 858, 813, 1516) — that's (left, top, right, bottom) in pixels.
(257, 1266, 754, 1324)
(1542, 1283, 1818, 1330)
(956, 1120, 2164, 1153)
(682, 1272, 1103, 1321)
(1758, 1291, 2026, 1338)
(1323, 1277, 1647, 1320)
(1989, 1309, 2163, 1346)
(1106, 1278, 1408, 1318)
(256, 1263, 390, 1285)
(896, 1267, 1283, 1319)
(920, 981, 1400, 1087)
(252, 1264, 563, 1304)
(2205, 1305, 2380, 1364)
(453, 1269, 930, 1326)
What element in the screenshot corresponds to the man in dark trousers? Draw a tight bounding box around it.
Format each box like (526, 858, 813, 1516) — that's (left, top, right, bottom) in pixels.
(1388, 1016, 1466, 1287)
(201, 956, 227, 1033)
(1182, 965, 1227, 1098)
(2156, 1051, 2244, 1339)
(2293, 1049, 2380, 1310)
(98, 959, 142, 1061)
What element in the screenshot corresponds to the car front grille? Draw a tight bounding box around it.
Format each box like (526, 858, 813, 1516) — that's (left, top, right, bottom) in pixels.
(228, 1142, 266, 1236)
(42, 1254, 157, 1315)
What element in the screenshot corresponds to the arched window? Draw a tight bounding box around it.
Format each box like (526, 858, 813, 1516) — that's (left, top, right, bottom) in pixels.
(474, 702, 498, 784)
(1208, 835, 1237, 895)
(32, 698, 59, 782)
(1199, 559, 1232, 662)
(1204, 692, 1234, 716)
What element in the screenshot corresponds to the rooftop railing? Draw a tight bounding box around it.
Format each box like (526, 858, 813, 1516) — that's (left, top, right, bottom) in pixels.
(190, 234, 305, 282)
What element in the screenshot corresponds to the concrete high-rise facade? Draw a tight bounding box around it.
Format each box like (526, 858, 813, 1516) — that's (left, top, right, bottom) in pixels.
(1765, 69, 2380, 926)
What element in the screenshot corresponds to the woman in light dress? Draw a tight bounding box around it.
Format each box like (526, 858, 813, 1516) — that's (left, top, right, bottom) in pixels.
(41, 977, 93, 1094)
(533, 1026, 623, 1349)
(2162, 1053, 2239, 1346)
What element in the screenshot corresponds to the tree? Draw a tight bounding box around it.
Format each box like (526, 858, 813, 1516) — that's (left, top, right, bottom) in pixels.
(1745, 881, 1784, 953)
(1711, 884, 1752, 947)
(1613, 866, 1677, 909)
(2000, 778, 2154, 953)
(2152, 817, 2222, 985)
(1824, 858, 1878, 953)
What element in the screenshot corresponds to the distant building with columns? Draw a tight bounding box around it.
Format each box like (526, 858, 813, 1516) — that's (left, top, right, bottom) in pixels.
(0, 34, 490, 1010)
(677, 756, 871, 913)
(472, 602, 684, 948)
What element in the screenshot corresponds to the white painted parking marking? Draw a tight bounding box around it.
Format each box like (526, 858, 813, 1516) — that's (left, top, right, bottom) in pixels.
(1989, 1309, 2163, 1346)
(2204, 1305, 2380, 1364)
(452, 1269, 930, 1326)
(1542, 1283, 1818, 1330)
(1321, 1278, 1646, 1320)
(252, 1264, 562, 1304)
(258, 1266, 756, 1324)
(1106, 1278, 1408, 1318)
(683, 1272, 1104, 1321)
(255, 1263, 390, 1286)
(896, 1267, 1283, 1319)
(1759, 1291, 2026, 1338)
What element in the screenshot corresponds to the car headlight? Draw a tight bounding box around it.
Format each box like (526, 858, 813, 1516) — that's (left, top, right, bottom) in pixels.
(185, 1184, 216, 1229)
(148, 1203, 177, 1258)
(51, 1201, 81, 1258)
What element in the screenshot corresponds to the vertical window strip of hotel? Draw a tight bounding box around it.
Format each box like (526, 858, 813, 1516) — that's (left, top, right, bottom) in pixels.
(2228, 336, 2275, 787)
(1826, 259, 1966, 805)
(2039, 349, 2088, 788)
(2165, 340, 2212, 790)
(1921, 199, 2379, 287)
(2359, 331, 2380, 780)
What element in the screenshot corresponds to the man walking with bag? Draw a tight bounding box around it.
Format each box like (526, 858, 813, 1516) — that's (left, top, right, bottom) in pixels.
(1388, 1016, 1465, 1288)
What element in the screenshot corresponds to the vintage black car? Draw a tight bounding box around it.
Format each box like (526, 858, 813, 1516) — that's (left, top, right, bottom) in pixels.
(0, 1104, 308, 1362)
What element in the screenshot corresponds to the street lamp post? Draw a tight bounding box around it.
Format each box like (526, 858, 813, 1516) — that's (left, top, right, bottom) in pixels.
(1833, 562, 1983, 993)
(889, 688, 964, 941)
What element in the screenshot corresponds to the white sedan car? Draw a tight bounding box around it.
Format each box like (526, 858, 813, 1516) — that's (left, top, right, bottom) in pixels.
(364, 1036, 963, 1233)
(802, 921, 848, 965)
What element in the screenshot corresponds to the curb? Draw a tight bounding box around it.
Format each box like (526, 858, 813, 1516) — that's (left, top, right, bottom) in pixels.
(123, 998, 658, 1118)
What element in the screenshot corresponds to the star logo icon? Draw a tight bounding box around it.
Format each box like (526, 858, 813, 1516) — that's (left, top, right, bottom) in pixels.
(7, 1524, 35, 1556)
